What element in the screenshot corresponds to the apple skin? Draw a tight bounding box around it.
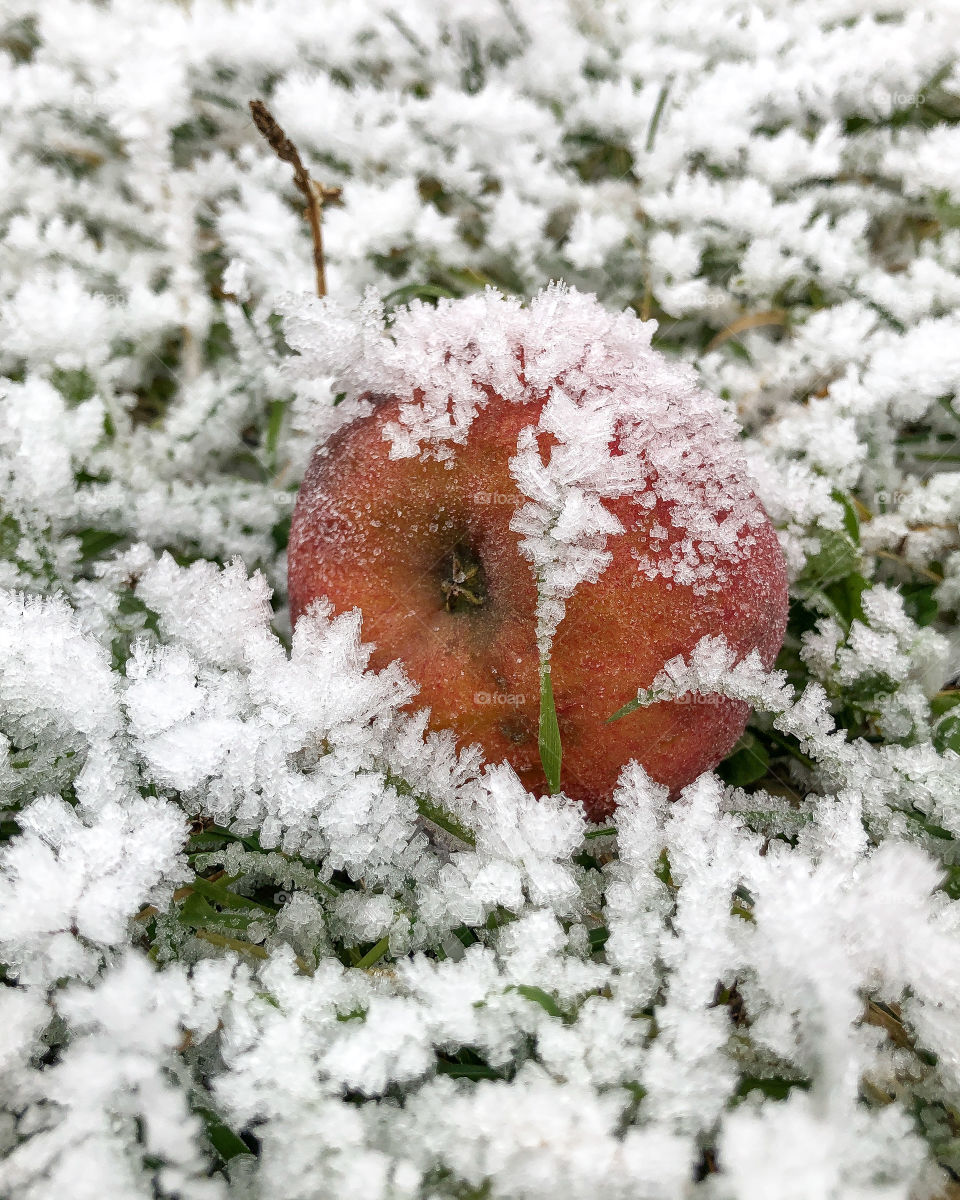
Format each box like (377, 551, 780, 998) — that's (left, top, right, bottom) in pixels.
(288, 390, 788, 822)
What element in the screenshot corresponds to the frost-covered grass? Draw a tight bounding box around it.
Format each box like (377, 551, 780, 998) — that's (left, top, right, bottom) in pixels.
(1, 1, 960, 1196)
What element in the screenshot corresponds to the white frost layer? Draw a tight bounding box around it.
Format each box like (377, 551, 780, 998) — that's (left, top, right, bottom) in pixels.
(0, 0, 959, 1196)
(281, 285, 769, 652)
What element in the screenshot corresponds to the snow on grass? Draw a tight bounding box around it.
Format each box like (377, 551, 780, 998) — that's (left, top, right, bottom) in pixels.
(1, 0, 960, 1196)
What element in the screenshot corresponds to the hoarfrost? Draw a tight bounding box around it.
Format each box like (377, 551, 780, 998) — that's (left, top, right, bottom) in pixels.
(2, 0, 960, 1196)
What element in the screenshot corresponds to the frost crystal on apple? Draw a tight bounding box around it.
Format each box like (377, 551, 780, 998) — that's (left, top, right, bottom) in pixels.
(282, 284, 770, 656)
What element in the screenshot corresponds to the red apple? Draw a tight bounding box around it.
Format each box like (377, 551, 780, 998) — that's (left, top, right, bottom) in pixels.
(287, 289, 788, 821)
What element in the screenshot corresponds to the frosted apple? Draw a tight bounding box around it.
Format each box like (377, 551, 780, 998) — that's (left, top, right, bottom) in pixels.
(287, 287, 788, 821)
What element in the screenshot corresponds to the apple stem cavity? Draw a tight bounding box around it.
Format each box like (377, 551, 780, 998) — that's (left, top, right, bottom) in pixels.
(440, 544, 486, 612)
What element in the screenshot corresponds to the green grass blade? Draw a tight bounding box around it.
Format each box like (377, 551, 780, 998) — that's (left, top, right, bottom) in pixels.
(539, 664, 562, 794)
(607, 695, 642, 722)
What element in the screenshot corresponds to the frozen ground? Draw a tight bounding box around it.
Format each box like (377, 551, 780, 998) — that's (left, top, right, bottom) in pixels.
(1, 1, 960, 1196)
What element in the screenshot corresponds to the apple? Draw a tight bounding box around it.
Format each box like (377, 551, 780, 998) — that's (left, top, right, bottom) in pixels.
(287, 289, 788, 822)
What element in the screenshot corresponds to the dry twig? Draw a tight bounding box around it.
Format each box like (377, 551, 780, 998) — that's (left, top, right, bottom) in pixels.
(248, 99, 342, 297)
(704, 308, 787, 352)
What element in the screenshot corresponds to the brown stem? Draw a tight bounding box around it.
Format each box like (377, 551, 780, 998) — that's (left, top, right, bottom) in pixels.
(873, 549, 944, 583)
(704, 309, 788, 353)
(248, 99, 342, 297)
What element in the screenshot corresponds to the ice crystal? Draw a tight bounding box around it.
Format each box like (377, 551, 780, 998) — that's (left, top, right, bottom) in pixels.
(1, 1, 960, 1197)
